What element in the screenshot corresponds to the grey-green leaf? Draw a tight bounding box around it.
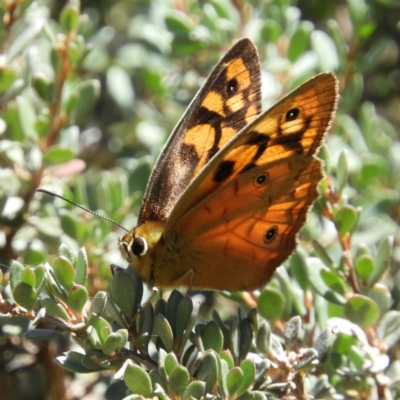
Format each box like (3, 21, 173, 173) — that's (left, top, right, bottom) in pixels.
(169, 365, 190, 397)
(124, 363, 153, 397)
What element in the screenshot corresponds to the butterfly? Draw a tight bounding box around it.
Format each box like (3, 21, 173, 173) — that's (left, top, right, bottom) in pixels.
(119, 38, 338, 291)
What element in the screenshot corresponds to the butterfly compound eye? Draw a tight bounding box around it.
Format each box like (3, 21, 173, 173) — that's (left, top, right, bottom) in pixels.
(131, 236, 148, 256)
(286, 108, 300, 121)
(264, 226, 278, 244)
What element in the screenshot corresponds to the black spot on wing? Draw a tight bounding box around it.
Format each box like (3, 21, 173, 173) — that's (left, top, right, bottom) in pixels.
(213, 160, 235, 182)
(286, 108, 299, 121)
(227, 78, 238, 95)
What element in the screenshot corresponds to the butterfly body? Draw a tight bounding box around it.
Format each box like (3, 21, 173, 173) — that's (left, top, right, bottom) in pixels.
(119, 38, 338, 291)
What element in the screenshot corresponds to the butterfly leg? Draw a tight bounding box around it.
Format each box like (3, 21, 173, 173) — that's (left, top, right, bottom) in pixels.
(140, 286, 158, 310)
(131, 286, 159, 323)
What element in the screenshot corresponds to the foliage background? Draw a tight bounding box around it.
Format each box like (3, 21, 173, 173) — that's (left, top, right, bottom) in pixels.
(0, 0, 400, 399)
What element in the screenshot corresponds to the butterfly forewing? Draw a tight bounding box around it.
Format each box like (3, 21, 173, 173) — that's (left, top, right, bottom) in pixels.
(166, 73, 338, 223)
(139, 38, 262, 222)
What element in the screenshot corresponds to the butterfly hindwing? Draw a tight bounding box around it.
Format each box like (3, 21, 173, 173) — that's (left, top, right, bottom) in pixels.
(168, 156, 323, 290)
(139, 38, 262, 222)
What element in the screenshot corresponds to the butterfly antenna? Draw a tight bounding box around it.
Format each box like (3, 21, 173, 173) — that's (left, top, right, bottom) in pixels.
(36, 188, 129, 233)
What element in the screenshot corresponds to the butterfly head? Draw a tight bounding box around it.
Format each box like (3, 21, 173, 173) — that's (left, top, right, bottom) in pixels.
(118, 221, 165, 284)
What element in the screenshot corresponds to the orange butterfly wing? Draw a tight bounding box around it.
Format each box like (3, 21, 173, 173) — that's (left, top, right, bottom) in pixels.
(155, 73, 338, 290)
(170, 156, 322, 290)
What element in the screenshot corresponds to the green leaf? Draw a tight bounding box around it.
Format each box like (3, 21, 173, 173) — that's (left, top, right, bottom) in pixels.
(288, 21, 313, 62)
(90, 291, 107, 316)
(196, 351, 218, 393)
(67, 79, 100, 125)
(169, 366, 190, 397)
(312, 239, 335, 269)
(334, 205, 359, 235)
(164, 352, 179, 377)
(43, 146, 75, 165)
(313, 328, 331, 360)
(218, 358, 229, 399)
(53, 256, 75, 292)
(229, 318, 239, 362)
(166, 290, 183, 334)
(306, 258, 347, 305)
(237, 359, 255, 395)
(368, 236, 393, 288)
(0, 67, 16, 92)
(239, 318, 253, 362)
(21, 266, 35, 287)
(86, 314, 112, 348)
(284, 316, 301, 349)
(75, 247, 88, 285)
(256, 321, 271, 354)
(32, 72, 54, 102)
(149, 369, 168, 393)
(260, 20, 282, 43)
(157, 348, 168, 378)
(344, 295, 380, 328)
(201, 321, 223, 354)
(110, 270, 136, 316)
(289, 252, 309, 291)
(13, 282, 37, 310)
(368, 284, 392, 315)
(226, 367, 243, 396)
(165, 11, 194, 38)
(56, 351, 103, 373)
(154, 314, 174, 353)
(175, 296, 195, 348)
(41, 298, 70, 322)
(60, 5, 80, 32)
(67, 284, 88, 312)
(355, 254, 375, 281)
(102, 332, 123, 355)
(33, 265, 45, 289)
(257, 288, 285, 321)
(320, 269, 347, 295)
(377, 311, 400, 350)
(58, 240, 78, 263)
(337, 149, 349, 192)
(182, 381, 205, 400)
(10, 260, 25, 290)
(221, 350, 234, 371)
